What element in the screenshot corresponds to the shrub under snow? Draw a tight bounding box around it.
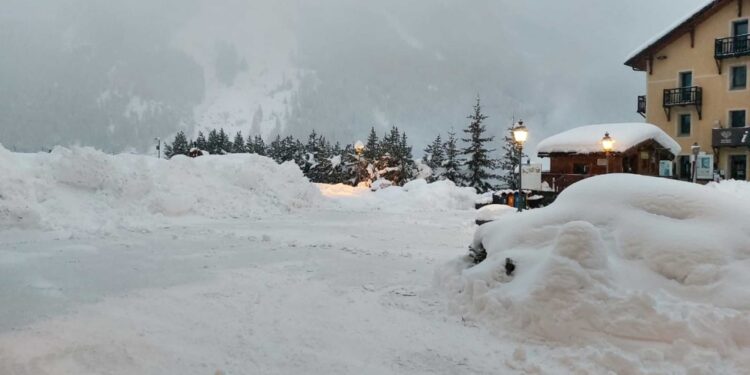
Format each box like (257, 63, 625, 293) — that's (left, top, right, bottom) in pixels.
(438, 174, 750, 373)
(0, 145, 320, 232)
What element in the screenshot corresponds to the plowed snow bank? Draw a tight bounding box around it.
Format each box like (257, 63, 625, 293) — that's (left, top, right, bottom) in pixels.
(0, 145, 320, 232)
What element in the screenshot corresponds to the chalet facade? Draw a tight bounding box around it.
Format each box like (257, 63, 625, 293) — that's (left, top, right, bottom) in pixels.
(537, 123, 681, 192)
(626, 0, 750, 181)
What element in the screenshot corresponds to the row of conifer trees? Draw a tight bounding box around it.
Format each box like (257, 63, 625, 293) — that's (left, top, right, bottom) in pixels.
(164, 98, 522, 192)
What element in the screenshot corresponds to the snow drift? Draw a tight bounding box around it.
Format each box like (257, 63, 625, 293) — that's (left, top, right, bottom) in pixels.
(438, 174, 750, 372)
(318, 179, 478, 212)
(0, 145, 320, 232)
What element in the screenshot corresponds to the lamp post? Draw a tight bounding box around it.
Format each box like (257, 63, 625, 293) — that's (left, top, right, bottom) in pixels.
(691, 142, 701, 183)
(154, 137, 161, 159)
(512, 121, 528, 212)
(601, 132, 614, 174)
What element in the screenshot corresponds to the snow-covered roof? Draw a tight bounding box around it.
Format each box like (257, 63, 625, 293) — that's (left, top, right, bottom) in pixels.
(537, 123, 681, 156)
(625, 0, 722, 68)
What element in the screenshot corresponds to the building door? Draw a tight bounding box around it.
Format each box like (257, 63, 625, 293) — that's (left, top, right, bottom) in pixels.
(730, 155, 747, 180)
(734, 20, 749, 52)
(679, 72, 693, 103)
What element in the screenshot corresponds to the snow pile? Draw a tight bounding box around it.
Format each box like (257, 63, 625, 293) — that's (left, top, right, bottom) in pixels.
(537, 123, 681, 155)
(439, 174, 750, 372)
(476, 204, 515, 223)
(318, 179, 478, 212)
(0, 145, 320, 232)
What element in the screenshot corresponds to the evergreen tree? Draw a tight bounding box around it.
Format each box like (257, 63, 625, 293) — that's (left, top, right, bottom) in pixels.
(206, 129, 220, 154)
(194, 131, 208, 151)
(268, 135, 283, 162)
(443, 130, 462, 183)
(423, 134, 445, 181)
(231, 131, 246, 153)
(461, 97, 498, 193)
(364, 127, 380, 161)
(252, 135, 267, 156)
(165, 130, 191, 158)
(218, 128, 232, 154)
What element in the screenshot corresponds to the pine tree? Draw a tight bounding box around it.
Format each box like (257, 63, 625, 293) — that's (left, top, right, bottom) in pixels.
(207, 129, 220, 154)
(461, 97, 498, 193)
(218, 128, 232, 154)
(443, 130, 462, 183)
(268, 135, 283, 162)
(194, 131, 208, 151)
(253, 135, 267, 156)
(165, 130, 191, 158)
(232, 131, 246, 153)
(364, 127, 380, 161)
(423, 134, 445, 181)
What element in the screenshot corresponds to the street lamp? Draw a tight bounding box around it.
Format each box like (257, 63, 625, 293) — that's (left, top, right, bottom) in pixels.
(154, 137, 161, 159)
(691, 142, 701, 183)
(512, 121, 528, 212)
(601, 132, 614, 174)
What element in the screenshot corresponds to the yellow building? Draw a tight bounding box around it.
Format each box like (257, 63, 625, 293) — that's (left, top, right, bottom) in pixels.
(626, 0, 750, 181)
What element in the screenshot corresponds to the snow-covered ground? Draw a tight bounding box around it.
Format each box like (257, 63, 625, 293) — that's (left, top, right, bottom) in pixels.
(2, 146, 750, 374)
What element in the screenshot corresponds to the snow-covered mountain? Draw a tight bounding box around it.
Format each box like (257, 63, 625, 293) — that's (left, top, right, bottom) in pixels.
(1, 0, 706, 153)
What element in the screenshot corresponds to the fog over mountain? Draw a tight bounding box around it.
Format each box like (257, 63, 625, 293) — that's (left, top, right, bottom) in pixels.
(1, 0, 706, 154)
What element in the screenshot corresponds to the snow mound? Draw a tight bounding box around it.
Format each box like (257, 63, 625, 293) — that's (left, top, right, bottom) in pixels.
(438, 174, 750, 372)
(0, 145, 320, 232)
(476, 204, 515, 223)
(318, 179, 478, 212)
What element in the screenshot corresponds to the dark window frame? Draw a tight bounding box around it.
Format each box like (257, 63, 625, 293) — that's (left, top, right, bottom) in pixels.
(731, 65, 747, 90)
(678, 114, 692, 136)
(730, 110, 747, 128)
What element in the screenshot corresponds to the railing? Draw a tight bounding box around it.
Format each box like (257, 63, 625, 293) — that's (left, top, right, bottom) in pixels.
(663, 86, 702, 107)
(715, 34, 750, 59)
(637, 95, 646, 116)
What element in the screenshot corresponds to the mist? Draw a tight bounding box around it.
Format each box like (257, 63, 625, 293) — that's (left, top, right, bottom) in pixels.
(0, 0, 706, 154)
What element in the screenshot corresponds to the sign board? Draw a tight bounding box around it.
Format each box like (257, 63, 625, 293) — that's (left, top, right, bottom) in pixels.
(521, 163, 543, 191)
(696, 154, 714, 180)
(596, 159, 608, 166)
(659, 160, 673, 177)
(713, 127, 750, 147)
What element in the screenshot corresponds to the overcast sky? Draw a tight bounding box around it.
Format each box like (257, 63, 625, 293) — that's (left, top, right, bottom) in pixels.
(0, 0, 707, 154)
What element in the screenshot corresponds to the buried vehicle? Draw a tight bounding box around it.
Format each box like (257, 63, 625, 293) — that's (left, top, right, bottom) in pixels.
(441, 174, 750, 373)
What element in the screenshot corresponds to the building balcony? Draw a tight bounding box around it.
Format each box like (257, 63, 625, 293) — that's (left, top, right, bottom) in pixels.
(715, 34, 750, 73)
(662, 86, 702, 120)
(715, 34, 750, 58)
(637, 95, 646, 117)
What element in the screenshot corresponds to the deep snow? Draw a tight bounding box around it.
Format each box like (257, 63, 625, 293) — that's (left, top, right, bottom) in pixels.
(439, 174, 750, 374)
(2, 147, 750, 374)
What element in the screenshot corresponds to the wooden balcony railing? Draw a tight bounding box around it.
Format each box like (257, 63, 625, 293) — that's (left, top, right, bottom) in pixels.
(663, 86, 702, 120)
(715, 34, 750, 73)
(715, 34, 750, 58)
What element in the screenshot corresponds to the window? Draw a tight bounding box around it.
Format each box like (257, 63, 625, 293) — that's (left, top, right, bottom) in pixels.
(731, 65, 747, 90)
(678, 114, 691, 136)
(573, 163, 588, 175)
(734, 20, 748, 36)
(730, 110, 746, 128)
